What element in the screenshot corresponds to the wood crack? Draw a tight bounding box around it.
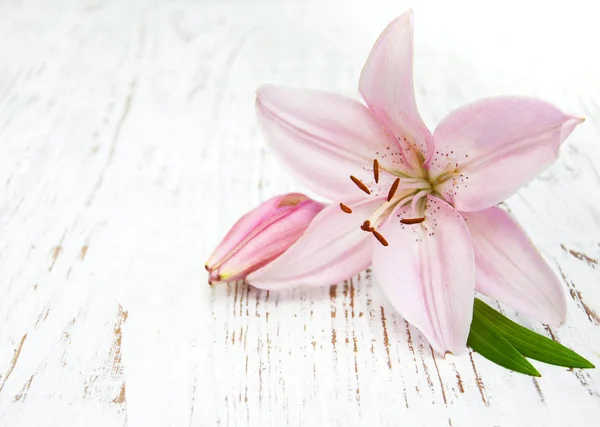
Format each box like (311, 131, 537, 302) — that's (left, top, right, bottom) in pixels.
(0, 334, 28, 393)
(86, 81, 135, 207)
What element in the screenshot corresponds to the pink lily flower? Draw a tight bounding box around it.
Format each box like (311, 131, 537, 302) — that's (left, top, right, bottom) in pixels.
(248, 10, 583, 354)
(206, 193, 324, 285)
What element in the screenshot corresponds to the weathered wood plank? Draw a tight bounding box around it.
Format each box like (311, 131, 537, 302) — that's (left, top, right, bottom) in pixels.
(1, 1, 599, 426)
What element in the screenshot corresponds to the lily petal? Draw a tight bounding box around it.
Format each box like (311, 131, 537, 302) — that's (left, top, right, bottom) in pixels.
(206, 193, 324, 285)
(256, 85, 410, 201)
(373, 195, 474, 354)
(247, 198, 383, 290)
(206, 194, 299, 268)
(359, 10, 433, 165)
(431, 97, 583, 212)
(462, 207, 566, 326)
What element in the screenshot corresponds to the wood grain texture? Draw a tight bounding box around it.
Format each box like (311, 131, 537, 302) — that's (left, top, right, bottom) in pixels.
(1, 0, 600, 426)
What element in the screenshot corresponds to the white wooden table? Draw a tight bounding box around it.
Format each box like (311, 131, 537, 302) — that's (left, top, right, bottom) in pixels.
(1, 0, 600, 425)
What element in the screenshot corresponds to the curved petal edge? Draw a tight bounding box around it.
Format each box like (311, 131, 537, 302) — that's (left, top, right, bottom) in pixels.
(359, 10, 434, 168)
(373, 195, 475, 354)
(247, 198, 383, 290)
(431, 97, 584, 212)
(463, 207, 566, 326)
(256, 85, 409, 201)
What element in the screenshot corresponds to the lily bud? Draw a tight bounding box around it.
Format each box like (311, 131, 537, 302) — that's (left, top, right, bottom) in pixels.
(205, 193, 324, 285)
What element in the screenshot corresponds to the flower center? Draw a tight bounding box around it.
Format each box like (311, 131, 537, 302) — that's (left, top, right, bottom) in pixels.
(339, 158, 432, 246)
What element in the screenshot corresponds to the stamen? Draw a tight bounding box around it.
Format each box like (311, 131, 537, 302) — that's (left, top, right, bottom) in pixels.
(372, 230, 389, 246)
(387, 178, 400, 202)
(373, 159, 380, 183)
(400, 217, 426, 225)
(350, 175, 371, 195)
(360, 220, 373, 232)
(339, 203, 352, 214)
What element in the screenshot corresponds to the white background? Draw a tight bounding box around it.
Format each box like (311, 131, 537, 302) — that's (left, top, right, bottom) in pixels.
(1, 0, 600, 426)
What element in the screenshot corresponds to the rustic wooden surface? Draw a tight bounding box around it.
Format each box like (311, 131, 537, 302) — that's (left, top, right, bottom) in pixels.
(1, 0, 600, 426)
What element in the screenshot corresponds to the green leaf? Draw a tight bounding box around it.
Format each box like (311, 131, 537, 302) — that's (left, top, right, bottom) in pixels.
(474, 299, 595, 369)
(468, 304, 541, 376)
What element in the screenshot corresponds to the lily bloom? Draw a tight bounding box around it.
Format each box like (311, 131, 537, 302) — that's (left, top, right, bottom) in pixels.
(248, 10, 583, 354)
(205, 193, 324, 285)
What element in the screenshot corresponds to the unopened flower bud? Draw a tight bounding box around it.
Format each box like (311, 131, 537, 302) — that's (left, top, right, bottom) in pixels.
(205, 193, 324, 285)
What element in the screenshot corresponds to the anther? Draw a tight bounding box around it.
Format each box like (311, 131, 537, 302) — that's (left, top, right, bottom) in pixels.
(400, 217, 426, 225)
(350, 175, 371, 195)
(372, 230, 389, 246)
(373, 159, 380, 183)
(339, 203, 352, 214)
(387, 178, 400, 202)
